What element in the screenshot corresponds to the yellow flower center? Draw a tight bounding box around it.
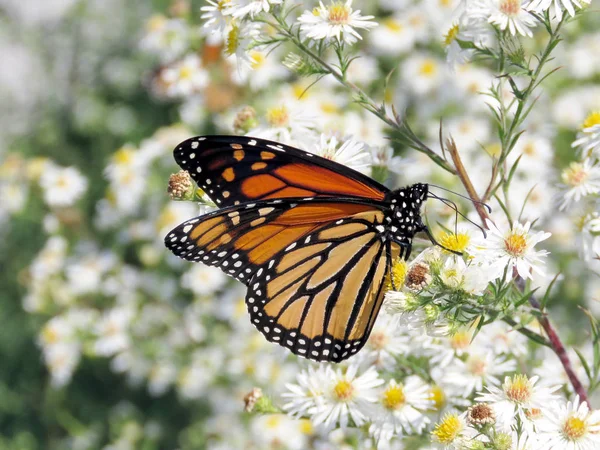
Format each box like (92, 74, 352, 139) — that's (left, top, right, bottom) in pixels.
(383, 18, 403, 32)
(179, 65, 194, 80)
(299, 419, 313, 435)
(250, 51, 266, 69)
(419, 59, 437, 77)
(563, 416, 586, 441)
(333, 380, 354, 401)
(504, 232, 527, 257)
(368, 330, 389, 350)
(56, 175, 69, 188)
(217, 0, 230, 11)
(432, 413, 463, 444)
(114, 147, 134, 165)
(466, 356, 487, 376)
(439, 0, 452, 7)
(525, 407, 542, 420)
(266, 415, 282, 428)
(504, 374, 532, 403)
(382, 385, 406, 410)
(328, 3, 350, 24)
(147, 15, 166, 32)
(523, 142, 536, 156)
(429, 385, 446, 410)
(266, 106, 290, 127)
(562, 162, 589, 187)
(583, 111, 600, 129)
(486, 143, 502, 157)
(388, 259, 408, 289)
(444, 24, 459, 46)
(500, 0, 521, 16)
(320, 102, 339, 114)
(41, 327, 60, 344)
(450, 330, 471, 350)
(226, 23, 240, 56)
(438, 231, 470, 253)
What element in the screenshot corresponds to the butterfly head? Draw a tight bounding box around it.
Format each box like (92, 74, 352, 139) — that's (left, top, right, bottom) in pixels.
(387, 183, 428, 244)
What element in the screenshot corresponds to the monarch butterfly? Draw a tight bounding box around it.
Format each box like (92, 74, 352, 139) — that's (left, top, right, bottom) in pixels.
(165, 135, 460, 362)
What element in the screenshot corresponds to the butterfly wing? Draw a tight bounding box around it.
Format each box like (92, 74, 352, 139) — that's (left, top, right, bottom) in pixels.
(165, 198, 398, 362)
(173, 135, 388, 207)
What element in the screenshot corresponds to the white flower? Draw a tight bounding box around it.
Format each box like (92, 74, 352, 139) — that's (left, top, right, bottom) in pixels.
(224, 21, 261, 71)
(39, 164, 87, 207)
(298, 0, 377, 45)
(486, 0, 537, 37)
(43, 342, 81, 387)
(311, 134, 371, 173)
(559, 159, 600, 210)
(181, 264, 228, 296)
(249, 103, 317, 146)
(477, 374, 561, 431)
(401, 54, 444, 95)
(201, 0, 232, 34)
(473, 220, 551, 280)
(93, 307, 135, 356)
(226, 0, 282, 19)
(160, 54, 209, 98)
(445, 352, 517, 396)
(140, 16, 189, 62)
(368, 14, 415, 56)
(368, 377, 433, 442)
(527, 0, 591, 21)
(357, 313, 411, 370)
(250, 414, 308, 450)
(283, 365, 330, 418)
(535, 396, 600, 450)
(370, 146, 406, 176)
(572, 111, 600, 158)
(311, 363, 384, 430)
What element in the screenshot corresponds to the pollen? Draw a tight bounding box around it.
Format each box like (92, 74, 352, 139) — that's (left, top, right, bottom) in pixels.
(438, 231, 470, 253)
(499, 0, 520, 16)
(444, 24, 459, 46)
(382, 384, 406, 410)
(562, 162, 589, 187)
(429, 385, 446, 410)
(328, 3, 350, 24)
(563, 416, 586, 440)
(503, 231, 528, 257)
(503, 374, 533, 403)
(333, 380, 355, 401)
(388, 259, 408, 290)
(582, 111, 600, 129)
(432, 413, 463, 444)
(266, 105, 290, 127)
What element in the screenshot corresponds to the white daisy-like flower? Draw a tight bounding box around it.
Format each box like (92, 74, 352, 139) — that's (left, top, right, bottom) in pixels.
(560, 159, 600, 210)
(431, 412, 478, 448)
(297, 0, 378, 45)
(357, 313, 411, 370)
(445, 352, 517, 396)
(200, 0, 232, 34)
(39, 164, 88, 207)
(311, 363, 384, 430)
(181, 264, 228, 296)
(311, 134, 371, 173)
(572, 111, 600, 158)
(534, 396, 600, 449)
(527, 0, 591, 21)
(160, 54, 209, 98)
(140, 16, 189, 62)
(486, 0, 538, 37)
(473, 220, 551, 280)
(401, 54, 444, 95)
(226, 0, 282, 19)
(224, 21, 261, 71)
(249, 103, 317, 146)
(477, 374, 561, 431)
(368, 377, 433, 443)
(283, 365, 329, 418)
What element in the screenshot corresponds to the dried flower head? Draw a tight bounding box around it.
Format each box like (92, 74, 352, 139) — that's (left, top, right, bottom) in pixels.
(168, 170, 193, 200)
(233, 106, 258, 134)
(244, 387, 263, 412)
(467, 403, 496, 425)
(405, 262, 431, 290)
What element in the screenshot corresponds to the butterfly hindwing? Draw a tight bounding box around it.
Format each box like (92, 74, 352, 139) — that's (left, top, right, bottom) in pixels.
(165, 198, 397, 362)
(173, 135, 388, 207)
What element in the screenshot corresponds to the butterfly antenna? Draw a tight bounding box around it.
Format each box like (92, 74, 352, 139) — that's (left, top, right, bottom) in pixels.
(428, 192, 488, 239)
(429, 184, 492, 213)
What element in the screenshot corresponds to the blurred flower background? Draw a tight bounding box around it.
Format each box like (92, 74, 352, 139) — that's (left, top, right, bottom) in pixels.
(1, 0, 600, 449)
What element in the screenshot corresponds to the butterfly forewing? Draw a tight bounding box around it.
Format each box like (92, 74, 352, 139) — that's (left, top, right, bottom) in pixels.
(174, 135, 388, 207)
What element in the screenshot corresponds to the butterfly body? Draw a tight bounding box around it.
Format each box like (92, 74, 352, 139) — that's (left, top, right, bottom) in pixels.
(165, 136, 429, 362)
